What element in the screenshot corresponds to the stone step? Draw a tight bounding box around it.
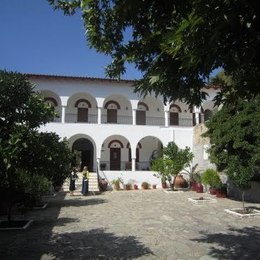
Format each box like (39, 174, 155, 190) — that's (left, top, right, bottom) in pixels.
(62, 172, 100, 192)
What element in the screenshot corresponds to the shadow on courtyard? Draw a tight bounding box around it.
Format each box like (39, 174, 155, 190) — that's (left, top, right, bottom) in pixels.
(58, 197, 108, 207)
(0, 192, 153, 259)
(46, 228, 153, 259)
(192, 226, 260, 259)
(0, 226, 153, 259)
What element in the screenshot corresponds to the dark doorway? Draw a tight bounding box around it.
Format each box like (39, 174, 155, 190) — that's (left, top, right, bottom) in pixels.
(107, 109, 117, 123)
(170, 112, 179, 125)
(81, 150, 91, 170)
(72, 138, 94, 171)
(77, 108, 88, 122)
(136, 110, 146, 125)
(110, 148, 121, 170)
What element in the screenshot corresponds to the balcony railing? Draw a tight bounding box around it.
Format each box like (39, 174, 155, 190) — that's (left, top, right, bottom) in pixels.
(100, 161, 151, 171)
(61, 112, 197, 126)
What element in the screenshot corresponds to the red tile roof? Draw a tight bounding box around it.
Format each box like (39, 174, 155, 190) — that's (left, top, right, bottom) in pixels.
(26, 73, 137, 84)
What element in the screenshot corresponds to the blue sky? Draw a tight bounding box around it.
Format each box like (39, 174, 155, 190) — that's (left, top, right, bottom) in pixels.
(0, 0, 220, 80)
(0, 0, 142, 80)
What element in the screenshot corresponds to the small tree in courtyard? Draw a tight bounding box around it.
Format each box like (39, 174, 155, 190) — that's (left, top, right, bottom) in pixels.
(152, 142, 193, 189)
(203, 96, 260, 211)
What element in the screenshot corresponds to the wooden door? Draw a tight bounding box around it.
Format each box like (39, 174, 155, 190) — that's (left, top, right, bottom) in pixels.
(170, 112, 179, 125)
(110, 148, 121, 170)
(136, 110, 146, 125)
(107, 109, 117, 123)
(78, 108, 88, 122)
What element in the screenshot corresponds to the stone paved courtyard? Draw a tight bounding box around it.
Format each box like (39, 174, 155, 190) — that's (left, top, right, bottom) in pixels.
(0, 189, 260, 259)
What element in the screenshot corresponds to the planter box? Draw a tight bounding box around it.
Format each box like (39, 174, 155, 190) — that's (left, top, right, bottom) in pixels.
(0, 220, 33, 230)
(188, 197, 217, 204)
(225, 208, 260, 218)
(163, 189, 184, 194)
(31, 203, 48, 210)
(41, 193, 56, 198)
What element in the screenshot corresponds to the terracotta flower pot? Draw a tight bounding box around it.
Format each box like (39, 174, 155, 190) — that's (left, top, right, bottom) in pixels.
(174, 175, 188, 188)
(216, 188, 227, 198)
(125, 184, 132, 190)
(209, 187, 217, 195)
(196, 183, 204, 193)
(161, 182, 167, 189)
(191, 181, 197, 191)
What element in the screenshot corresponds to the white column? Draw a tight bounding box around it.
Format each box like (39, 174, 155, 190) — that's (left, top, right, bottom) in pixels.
(164, 110, 169, 127)
(132, 109, 136, 125)
(61, 105, 66, 124)
(195, 112, 200, 125)
(98, 107, 102, 124)
(194, 106, 201, 125)
(96, 158, 100, 172)
(132, 158, 136, 172)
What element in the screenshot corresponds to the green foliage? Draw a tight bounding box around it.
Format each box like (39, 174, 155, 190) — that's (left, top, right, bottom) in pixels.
(152, 157, 174, 184)
(19, 171, 51, 207)
(49, 0, 259, 107)
(152, 142, 194, 184)
(201, 169, 221, 188)
(203, 96, 260, 190)
(163, 142, 194, 176)
(182, 163, 201, 183)
(0, 70, 73, 219)
(112, 177, 123, 186)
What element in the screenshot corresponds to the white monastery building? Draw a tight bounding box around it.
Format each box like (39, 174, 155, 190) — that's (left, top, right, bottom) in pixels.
(29, 74, 218, 188)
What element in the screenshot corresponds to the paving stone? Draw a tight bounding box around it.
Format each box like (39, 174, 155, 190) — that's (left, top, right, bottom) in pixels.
(0, 190, 260, 259)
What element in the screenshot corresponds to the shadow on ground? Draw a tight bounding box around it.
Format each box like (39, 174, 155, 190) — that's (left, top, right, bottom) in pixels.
(0, 192, 153, 259)
(0, 227, 153, 259)
(59, 197, 107, 207)
(192, 226, 260, 259)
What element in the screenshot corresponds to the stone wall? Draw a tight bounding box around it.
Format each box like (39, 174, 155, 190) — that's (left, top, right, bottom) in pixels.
(228, 181, 260, 203)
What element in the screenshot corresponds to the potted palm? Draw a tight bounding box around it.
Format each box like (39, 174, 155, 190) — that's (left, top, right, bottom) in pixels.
(182, 163, 201, 190)
(112, 178, 123, 190)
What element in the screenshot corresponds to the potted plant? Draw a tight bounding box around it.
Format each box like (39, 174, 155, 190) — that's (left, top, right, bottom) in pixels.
(201, 169, 222, 194)
(98, 178, 108, 191)
(182, 163, 201, 190)
(112, 178, 123, 190)
(141, 182, 150, 190)
(125, 183, 132, 190)
(152, 142, 194, 190)
(152, 158, 170, 188)
(195, 175, 204, 193)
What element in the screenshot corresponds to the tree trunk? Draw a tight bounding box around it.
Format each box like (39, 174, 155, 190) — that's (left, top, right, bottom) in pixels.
(242, 191, 245, 213)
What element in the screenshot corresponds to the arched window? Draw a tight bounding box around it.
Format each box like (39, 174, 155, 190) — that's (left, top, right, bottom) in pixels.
(75, 99, 91, 122)
(105, 101, 120, 123)
(136, 102, 149, 125)
(170, 104, 181, 125)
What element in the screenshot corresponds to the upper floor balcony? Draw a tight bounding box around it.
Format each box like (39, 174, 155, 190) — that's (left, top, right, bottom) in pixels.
(39, 79, 214, 128)
(52, 109, 206, 127)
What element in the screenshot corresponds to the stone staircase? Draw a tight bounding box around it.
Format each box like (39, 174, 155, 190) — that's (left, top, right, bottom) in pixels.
(62, 172, 100, 195)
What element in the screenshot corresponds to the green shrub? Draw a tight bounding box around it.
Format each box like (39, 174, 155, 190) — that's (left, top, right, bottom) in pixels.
(201, 169, 221, 188)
